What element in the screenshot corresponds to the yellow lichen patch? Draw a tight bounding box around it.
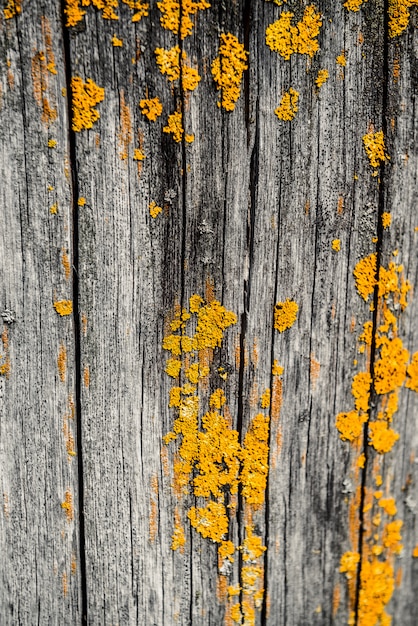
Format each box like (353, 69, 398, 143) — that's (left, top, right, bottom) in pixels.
(274, 299, 298, 332)
(61, 250, 71, 281)
(83, 365, 90, 388)
(357, 559, 394, 625)
(406, 352, 418, 391)
(353, 253, 377, 301)
(363, 130, 389, 169)
(122, 0, 149, 21)
(163, 111, 189, 143)
(111, 34, 123, 46)
(188, 501, 228, 542)
(272, 360, 284, 376)
(388, 0, 418, 38)
(166, 358, 182, 378)
(71, 76, 104, 132)
(241, 413, 270, 506)
(172, 507, 186, 550)
(368, 420, 399, 454)
(260, 389, 271, 409)
(413, 545, 418, 557)
(315, 69, 329, 88)
(61, 490, 74, 522)
(78, 197, 86, 206)
(340, 551, 360, 579)
(351, 372, 372, 412)
(139, 97, 163, 121)
(344, 0, 367, 10)
(54, 300, 73, 316)
(57, 345, 67, 383)
(50, 203, 58, 215)
(48, 139, 57, 148)
(149, 201, 162, 218)
(379, 498, 397, 517)
(265, 6, 322, 60)
(219, 540, 235, 562)
(274, 88, 299, 121)
(211, 33, 248, 111)
(118, 90, 132, 160)
(155, 47, 201, 91)
(336, 51, 347, 67)
(382, 212, 392, 229)
(133, 148, 145, 162)
(332, 239, 341, 252)
(4, 0, 21, 18)
(357, 453, 366, 468)
(157, 0, 210, 39)
(336, 410, 367, 441)
(209, 388, 226, 409)
(242, 526, 267, 562)
(149, 498, 158, 543)
(374, 338, 409, 394)
(0, 328, 11, 378)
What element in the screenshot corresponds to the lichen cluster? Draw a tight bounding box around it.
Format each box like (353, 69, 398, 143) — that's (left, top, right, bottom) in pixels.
(211, 33, 248, 111)
(70, 76, 105, 132)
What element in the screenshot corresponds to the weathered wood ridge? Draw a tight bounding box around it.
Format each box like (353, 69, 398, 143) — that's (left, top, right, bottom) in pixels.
(1, 1, 418, 624)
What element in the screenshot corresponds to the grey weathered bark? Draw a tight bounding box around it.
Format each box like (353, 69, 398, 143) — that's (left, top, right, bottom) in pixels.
(1, 1, 418, 624)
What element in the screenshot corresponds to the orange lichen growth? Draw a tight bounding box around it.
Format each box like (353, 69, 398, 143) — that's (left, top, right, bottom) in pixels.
(133, 148, 145, 162)
(54, 300, 73, 316)
(353, 253, 377, 301)
(163, 111, 194, 143)
(83, 365, 90, 388)
(155, 47, 201, 91)
(62, 571, 68, 597)
(42, 99, 57, 125)
(310, 354, 320, 388)
(4, 0, 21, 18)
(382, 212, 392, 229)
(165, 358, 182, 378)
(57, 345, 67, 382)
(209, 388, 226, 409)
(352, 372, 372, 412)
(149, 201, 162, 218)
(188, 501, 229, 542)
(149, 498, 158, 543)
(265, 6, 322, 60)
(337, 196, 344, 214)
(111, 34, 123, 46)
(332, 239, 341, 251)
(315, 69, 329, 88)
(272, 360, 284, 376)
(0, 328, 11, 378)
(157, 0, 210, 39)
(242, 526, 267, 562)
(71, 76, 104, 132)
(219, 540, 235, 562)
(413, 545, 418, 557)
(374, 338, 409, 395)
(260, 388, 271, 409)
(211, 33, 248, 111)
(379, 498, 397, 516)
(48, 139, 57, 148)
(274, 88, 299, 121)
(50, 203, 58, 215)
(336, 410, 367, 441)
(363, 130, 389, 169)
(61, 490, 74, 522)
(118, 90, 132, 160)
(357, 559, 394, 625)
(344, 0, 367, 9)
(340, 551, 360, 579)
(61, 250, 71, 281)
(368, 421, 399, 454)
(388, 0, 418, 38)
(336, 51, 347, 67)
(78, 197, 86, 206)
(274, 299, 298, 332)
(241, 413, 270, 506)
(122, 0, 149, 22)
(406, 352, 418, 391)
(64, 0, 87, 25)
(139, 97, 163, 121)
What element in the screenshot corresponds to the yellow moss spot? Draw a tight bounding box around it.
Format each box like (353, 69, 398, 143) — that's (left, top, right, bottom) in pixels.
(71, 76, 104, 132)
(368, 420, 399, 453)
(405, 351, 418, 392)
(340, 551, 360, 579)
(172, 508, 186, 550)
(219, 540, 235, 562)
(157, 0, 210, 39)
(54, 300, 73, 316)
(344, 0, 368, 10)
(379, 498, 397, 517)
(209, 388, 226, 409)
(260, 388, 271, 409)
(265, 6, 322, 60)
(50, 203, 58, 215)
(274, 299, 298, 332)
(353, 253, 377, 301)
(315, 69, 329, 88)
(242, 526, 267, 562)
(383, 520, 403, 553)
(336, 410, 367, 441)
(149, 201, 162, 218)
(382, 212, 392, 229)
(274, 88, 299, 121)
(363, 130, 389, 169)
(357, 453, 366, 468)
(165, 358, 182, 378)
(332, 239, 341, 251)
(111, 34, 123, 46)
(336, 51, 346, 66)
(388, 0, 418, 38)
(61, 490, 74, 522)
(241, 413, 270, 505)
(4, 0, 21, 19)
(133, 148, 146, 161)
(272, 360, 284, 376)
(211, 33, 248, 111)
(139, 97, 163, 121)
(78, 197, 86, 206)
(351, 371, 371, 413)
(188, 500, 228, 542)
(374, 338, 409, 394)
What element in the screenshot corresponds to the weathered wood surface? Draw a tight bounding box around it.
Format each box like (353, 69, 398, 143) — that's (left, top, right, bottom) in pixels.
(1, 1, 418, 624)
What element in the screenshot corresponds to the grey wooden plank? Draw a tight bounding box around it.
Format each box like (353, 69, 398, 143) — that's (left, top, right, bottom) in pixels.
(0, 3, 82, 623)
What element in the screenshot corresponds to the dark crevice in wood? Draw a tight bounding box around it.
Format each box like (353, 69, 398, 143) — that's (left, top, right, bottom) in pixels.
(60, 5, 88, 624)
(354, 3, 390, 622)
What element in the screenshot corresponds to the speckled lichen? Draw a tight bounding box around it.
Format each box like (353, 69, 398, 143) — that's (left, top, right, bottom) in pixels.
(139, 97, 163, 121)
(336, 51, 347, 67)
(353, 253, 377, 301)
(274, 88, 299, 121)
(71, 76, 104, 132)
(382, 212, 392, 229)
(265, 6, 322, 60)
(155, 47, 201, 91)
(4, 0, 21, 19)
(315, 69, 329, 88)
(344, 0, 368, 10)
(64, 0, 148, 26)
(163, 110, 194, 143)
(363, 130, 390, 169)
(274, 299, 298, 332)
(211, 33, 248, 111)
(156, 0, 210, 39)
(149, 201, 162, 218)
(388, 0, 418, 38)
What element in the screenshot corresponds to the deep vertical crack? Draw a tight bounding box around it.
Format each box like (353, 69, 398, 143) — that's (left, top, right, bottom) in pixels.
(59, 5, 88, 624)
(354, 2, 390, 622)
